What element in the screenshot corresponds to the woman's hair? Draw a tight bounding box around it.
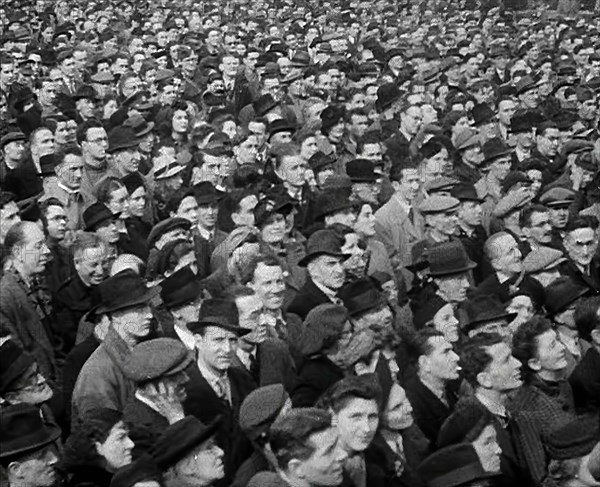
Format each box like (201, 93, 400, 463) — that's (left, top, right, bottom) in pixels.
(63, 408, 123, 468)
(93, 176, 124, 205)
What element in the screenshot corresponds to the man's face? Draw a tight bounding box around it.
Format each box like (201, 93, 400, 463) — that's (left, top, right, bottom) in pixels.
(515, 129, 534, 149)
(18, 224, 51, 276)
(548, 205, 570, 229)
(564, 228, 598, 268)
(60, 57, 76, 77)
(0, 62, 16, 87)
(31, 129, 55, 159)
(334, 397, 379, 453)
(423, 336, 461, 381)
(175, 437, 225, 484)
(96, 220, 120, 244)
(493, 234, 523, 275)
(400, 106, 422, 137)
(523, 210, 552, 245)
(195, 326, 238, 372)
(427, 209, 458, 236)
(532, 329, 568, 374)
(54, 120, 77, 145)
(497, 100, 516, 126)
(519, 87, 539, 109)
(472, 425, 502, 473)
(197, 203, 218, 230)
(396, 168, 421, 202)
(277, 155, 307, 188)
(3, 139, 25, 162)
(45, 205, 67, 241)
(250, 262, 285, 311)
(39, 81, 58, 106)
(56, 153, 84, 189)
(236, 293, 268, 345)
(11, 444, 59, 487)
(114, 304, 153, 339)
(308, 255, 345, 290)
(197, 155, 224, 186)
(296, 428, 346, 486)
(435, 273, 470, 303)
(537, 128, 560, 157)
(578, 97, 598, 121)
(4, 362, 53, 405)
(75, 245, 106, 286)
(83, 127, 109, 162)
(0, 201, 21, 242)
(481, 342, 523, 392)
(220, 56, 240, 78)
(348, 114, 369, 139)
(382, 383, 414, 431)
(458, 201, 482, 227)
(231, 194, 257, 227)
(360, 143, 383, 164)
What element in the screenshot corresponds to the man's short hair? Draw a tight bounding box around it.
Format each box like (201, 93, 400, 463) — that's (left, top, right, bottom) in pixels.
(389, 157, 419, 182)
(403, 328, 444, 365)
(0, 191, 16, 209)
(564, 215, 599, 234)
(73, 232, 105, 261)
(519, 203, 548, 229)
(460, 332, 505, 386)
(77, 118, 105, 145)
(55, 144, 83, 167)
(273, 143, 301, 170)
(536, 121, 558, 137)
(240, 253, 282, 285)
(575, 296, 600, 342)
(269, 408, 333, 471)
(483, 231, 513, 262)
(511, 316, 553, 379)
(317, 375, 382, 413)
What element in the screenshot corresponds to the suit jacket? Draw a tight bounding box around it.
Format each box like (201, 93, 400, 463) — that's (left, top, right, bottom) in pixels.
(285, 276, 333, 320)
(0, 270, 58, 381)
(231, 338, 297, 393)
(558, 256, 600, 294)
(193, 228, 228, 279)
(569, 346, 600, 414)
(291, 355, 345, 407)
(2, 155, 43, 200)
(374, 195, 425, 271)
(404, 375, 457, 448)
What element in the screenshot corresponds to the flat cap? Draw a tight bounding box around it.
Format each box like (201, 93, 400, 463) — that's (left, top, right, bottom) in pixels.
(124, 338, 193, 382)
(501, 171, 531, 193)
(539, 187, 576, 207)
(418, 195, 460, 214)
(493, 190, 530, 218)
(239, 384, 289, 441)
(453, 127, 481, 151)
(424, 176, 460, 194)
(147, 217, 191, 248)
(523, 247, 566, 274)
(0, 131, 26, 148)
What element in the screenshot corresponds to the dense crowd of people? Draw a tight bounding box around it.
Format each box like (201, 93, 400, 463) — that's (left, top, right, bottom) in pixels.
(1, 0, 600, 486)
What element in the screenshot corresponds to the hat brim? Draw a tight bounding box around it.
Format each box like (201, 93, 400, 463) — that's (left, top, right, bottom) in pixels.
(483, 149, 513, 164)
(95, 286, 160, 315)
(0, 353, 35, 394)
(464, 312, 518, 333)
(107, 142, 141, 154)
(0, 423, 61, 459)
(429, 260, 477, 277)
(188, 318, 251, 336)
(134, 122, 155, 137)
(155, 164, 185, 180)
(298, 250, 350, 267)
(315, 200, 360, 220)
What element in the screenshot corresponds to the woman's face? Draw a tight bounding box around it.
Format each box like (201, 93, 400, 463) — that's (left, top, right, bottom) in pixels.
(95, 421, 134, 471)
(108, 187, 129, 216)
(128, 186, 146, 217)
(354, 204, 376, 237)
(172, 109, 189, 133)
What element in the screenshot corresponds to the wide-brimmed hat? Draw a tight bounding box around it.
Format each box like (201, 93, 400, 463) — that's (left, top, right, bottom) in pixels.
(253, 94, 279, 117)
(150, 416, 222, 470)
(314, 190, 360, 220)
(193, 181, 224, 206)
(0, 403, 62, 459)
(0, 340, 35, 395)
(339, 278, 388, 317)
(73, 84, 100, 102)
(124, 113, 154, 137)
(153, 154, 185, 180)
(253, 194, 295, 228)
(268, 119, 296, 139)
(298, 228, 347, 267)
(428, 241, 477, 277)
(83, 202, 119, 231)
(308, 151, 337, 172)
(160, 265, 203, 309)
(290, 50, 311, 67)
(544, 277, 590, 317)
(510, 111, 538, 134)
(187, 299, 251, 336)
(482, 137, 512, 163)
(95, 269, 159, 315)
(471, 103, 496, 126)
(376, 83, 401, 112)
(346, 159, 380, 183)
(107, 127, 141, 154)
(464, 295, 517, 334)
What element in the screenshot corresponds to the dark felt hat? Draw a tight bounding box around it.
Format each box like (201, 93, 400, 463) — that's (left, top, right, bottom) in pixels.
(515, 75, 537, 95)
(301, 304, 350, 356)
(463, 294, 517, 334)
(39, 153, 56, 177)
(0, 403, 62, 459)
(150, 416, 222, 470)
(308, 151, 337, 172)
(290, 50, 311, 67)
(268, 118, 296, 139)
(124, 338, 193, 383)
(428, 241, 477, 277)
(471, 103, 496, 126)
(83, 202, 118, 231)
(160, 266, 203, 309)
(123, 113, 154, 137)
(107, 127, 141, 154)
(253, 195, 295, 228)
(121, 173, 146, 195)
(314, 189, 360, 220)
(253, 94, 279, 117)
(339, 277, 388, 317)
(298, 228, 346, 267)
(544, 277, 590, 317)
(501, 171, 532, 193)
(187, 299, 251, 336)
(418, 443, 499, 487)
(73, 84, 100, 101)
(193, 181, 224, 206)
(346, 159, 380, 183)
(437, 400, 495, 448)
(482, 137, 512, 163)
(239, 384, 289, 441)
(574, 151, 598, 173)
(0, 340, 35, 395)
(376, 83, 402, 112)
(510, 110, 539, 134)
(451, 183, 483, 202)
(147, 217, 191, 248)
(95, 269, 159, 315)
(547, 416, 600, 460)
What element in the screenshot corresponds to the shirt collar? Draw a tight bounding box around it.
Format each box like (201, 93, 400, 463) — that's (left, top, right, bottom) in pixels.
(313, 279, 338, 302)
(174, 325, 196, 351)
(475, 391, 508, 419)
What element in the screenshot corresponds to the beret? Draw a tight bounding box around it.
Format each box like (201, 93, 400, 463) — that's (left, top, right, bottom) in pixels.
(150, 416, 222, 470)
(539, 187, 576, 207)
(523, 247, 566, 274)
(418, 195, 460, 214)
(493, 190, 530, 218)
(124, 338, 193, 382)
(239, 384, 289, 441)
(547, 417, 600, 460)
(147, 217, 192, 248)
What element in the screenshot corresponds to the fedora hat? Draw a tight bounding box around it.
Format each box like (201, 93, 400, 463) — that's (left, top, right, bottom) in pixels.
(253, 94, 279, 117)
(160, 265, 203, 309)
(376, 83, 401, 112)
(346, 159, 380, 183)
(193, 181, 224, 206)
(308, 151, 337, 172)
(95, 269, 159, 315)
(453, 128, 481, 151)
(464, 295, 517, 334)
(451, 183, 483, 202)
(428, 241, 477, 277)
(147, 217, 191, 249)
(471, 103, 496, 126)
(83, 202, 119, 231)
(253, 194, 295, 228)
(187, 299, 251, 336)
(544, 277, 590, 317)
(0, 340, 35, 395)
(107, 127, 141, 154)
(339, 278, 388, 317)
(0, 403, 61, 459)
(73, 84, 100, 101)
(299, 228, 347, 267)
(482, 137, 512, 163)
(124, 113, 154, 137)
(290, 51, 311, 67)
(268, 119, 296, 139)
(314, 189, 359, 220)
(153, 154, 185, 180)
(515, 75, 537, 95)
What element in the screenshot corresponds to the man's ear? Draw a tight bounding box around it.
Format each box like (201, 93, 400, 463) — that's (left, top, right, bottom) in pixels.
(527, 357, 541, 372)
(287, 458, 304, 479)
(590, 328, 600, 347)
(476, 371, 492, 389)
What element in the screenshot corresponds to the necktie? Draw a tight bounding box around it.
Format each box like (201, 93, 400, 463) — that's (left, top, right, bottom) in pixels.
(408, 207, 415, 226)
(249, 352, 259, 383)
(214, 377, 229, 405)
